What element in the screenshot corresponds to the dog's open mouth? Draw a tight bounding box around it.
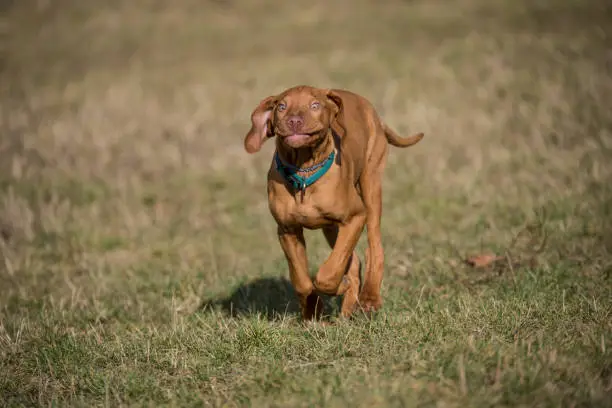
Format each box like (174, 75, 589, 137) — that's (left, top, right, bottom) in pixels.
(284, 134, 311, 146)
(281, 130, 322, 147)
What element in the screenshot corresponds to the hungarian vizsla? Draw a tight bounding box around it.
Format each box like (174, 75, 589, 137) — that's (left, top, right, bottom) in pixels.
(243, 85, 424, 320)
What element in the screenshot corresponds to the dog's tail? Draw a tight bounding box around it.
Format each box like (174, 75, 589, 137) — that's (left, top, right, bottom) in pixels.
(383, 123, 424, 148)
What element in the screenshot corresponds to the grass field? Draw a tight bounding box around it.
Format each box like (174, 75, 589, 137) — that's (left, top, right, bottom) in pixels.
(1, 0, 612, 406)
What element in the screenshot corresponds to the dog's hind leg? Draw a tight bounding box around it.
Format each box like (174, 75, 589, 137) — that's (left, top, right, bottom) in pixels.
(358, 134, 388, 313)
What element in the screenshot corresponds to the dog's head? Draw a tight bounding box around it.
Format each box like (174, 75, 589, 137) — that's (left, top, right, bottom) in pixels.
(243, 86, 343, 154)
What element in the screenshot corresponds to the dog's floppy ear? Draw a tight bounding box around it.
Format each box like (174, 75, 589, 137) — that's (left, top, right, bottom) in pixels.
(244, 95, 278, 154)
(325, 90, 345, 137)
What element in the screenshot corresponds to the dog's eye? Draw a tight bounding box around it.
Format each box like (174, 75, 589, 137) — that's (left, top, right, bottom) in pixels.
(311, 101, 321, 110)
(277, 102, 287, 112)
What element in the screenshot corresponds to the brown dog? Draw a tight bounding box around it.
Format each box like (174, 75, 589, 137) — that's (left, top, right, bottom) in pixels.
(244, 85, 423, 320)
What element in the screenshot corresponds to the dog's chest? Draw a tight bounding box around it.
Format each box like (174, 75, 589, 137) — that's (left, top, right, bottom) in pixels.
(268, 185, 344, 229)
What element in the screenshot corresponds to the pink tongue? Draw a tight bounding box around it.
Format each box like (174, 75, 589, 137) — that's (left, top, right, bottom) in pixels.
(285, 134, 309, 143)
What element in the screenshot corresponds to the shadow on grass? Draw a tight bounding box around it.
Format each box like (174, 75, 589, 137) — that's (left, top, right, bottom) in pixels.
(198, 276, 340, 320)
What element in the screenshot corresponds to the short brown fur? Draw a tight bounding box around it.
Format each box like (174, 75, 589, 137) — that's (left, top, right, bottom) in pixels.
(244, 85, 424, 319)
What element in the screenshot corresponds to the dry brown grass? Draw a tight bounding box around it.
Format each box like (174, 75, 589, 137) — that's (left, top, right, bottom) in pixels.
(1, 0, 611, 406)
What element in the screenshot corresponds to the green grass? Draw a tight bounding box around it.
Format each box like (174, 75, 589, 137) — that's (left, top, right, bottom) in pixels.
(1, 0, 611, 406)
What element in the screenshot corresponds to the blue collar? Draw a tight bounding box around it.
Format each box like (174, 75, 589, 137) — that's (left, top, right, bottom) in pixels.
(274, 150, 336, 192)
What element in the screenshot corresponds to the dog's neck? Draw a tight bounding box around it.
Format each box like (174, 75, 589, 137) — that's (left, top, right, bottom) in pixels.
(275, 129, 335, 171)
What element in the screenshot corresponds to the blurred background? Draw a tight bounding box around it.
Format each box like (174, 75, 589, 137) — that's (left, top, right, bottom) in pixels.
(2, 0, 612, 318)
(1, 0, 612, 404)
(2, 0, 611, 318)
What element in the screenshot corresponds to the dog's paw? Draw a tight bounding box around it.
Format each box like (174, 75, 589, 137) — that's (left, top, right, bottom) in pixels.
(357, 294, 382, 315)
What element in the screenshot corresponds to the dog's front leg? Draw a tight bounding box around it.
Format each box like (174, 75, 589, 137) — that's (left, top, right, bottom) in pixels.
(313, 213, 366, 297)
(277, 225, 323, 320)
